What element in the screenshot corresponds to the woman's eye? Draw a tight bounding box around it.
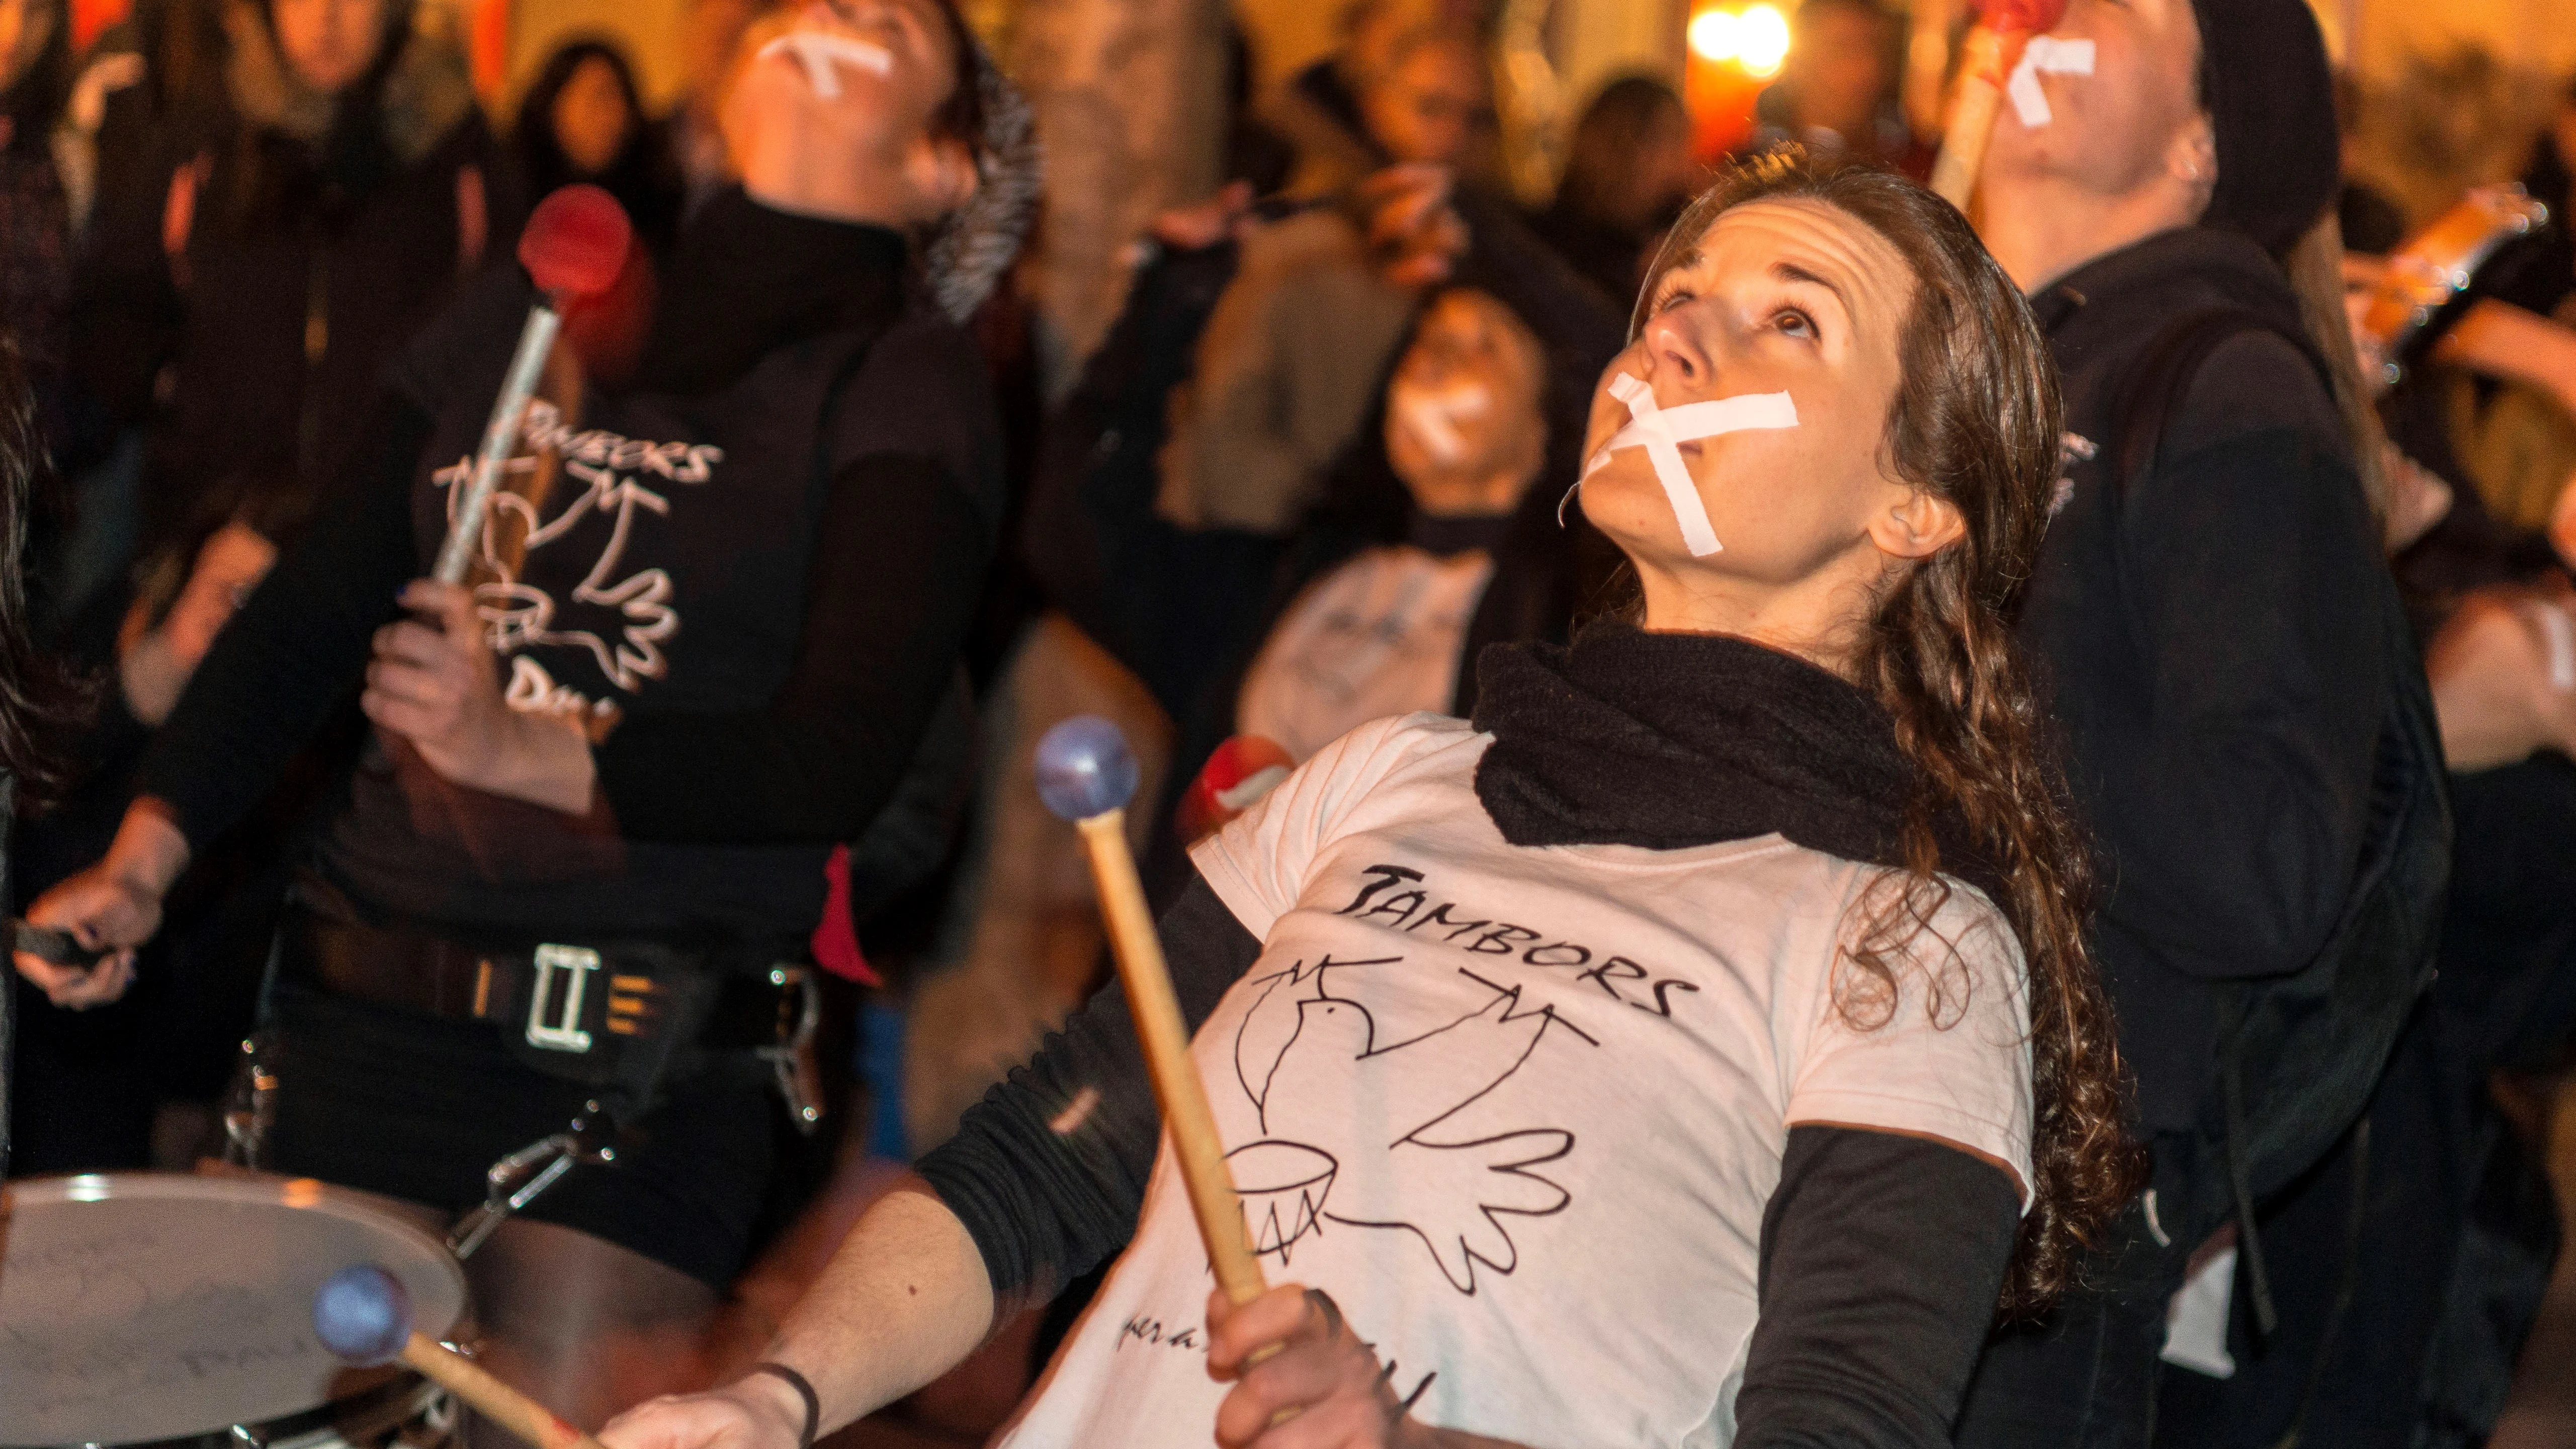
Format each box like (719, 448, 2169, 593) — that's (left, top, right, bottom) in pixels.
(1775, 309, 1817, 339)
(1653, 287, 1694, 315)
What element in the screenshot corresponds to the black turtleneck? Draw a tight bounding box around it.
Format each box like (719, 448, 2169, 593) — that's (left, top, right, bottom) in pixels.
(140, 190, 998, 928)
(922, 623, 2026, 1447)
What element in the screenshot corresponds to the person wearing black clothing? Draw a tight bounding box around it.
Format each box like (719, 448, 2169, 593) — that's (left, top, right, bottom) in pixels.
(7, 500, 293, 1175)
(1154, 285, 1612, 860)
(510, 39, 684, 263)
(0, 342, 92, 1178)
(69, 0, 516, 558)
(1952, 1, 2428, 1443)
(18, 0, 1032, 1431)
(598, 156, 2136, 1449)
(1531, 75, 1693, 308)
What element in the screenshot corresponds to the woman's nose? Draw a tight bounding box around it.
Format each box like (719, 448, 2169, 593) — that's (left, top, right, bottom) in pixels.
(1641, 309, 1711, 390)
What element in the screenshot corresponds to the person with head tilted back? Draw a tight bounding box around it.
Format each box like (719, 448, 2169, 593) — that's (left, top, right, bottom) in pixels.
(1946, 1, 2447, 1444)
(15, 0, 1035, 1436)
(597, 152, 2135, 1449)
(1159, 13, 1624, 554)
(1165, 287, 1605, 845)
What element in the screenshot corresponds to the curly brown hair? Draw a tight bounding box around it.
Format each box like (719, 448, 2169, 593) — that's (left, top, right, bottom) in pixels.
(1641, 152, 2144, 1318)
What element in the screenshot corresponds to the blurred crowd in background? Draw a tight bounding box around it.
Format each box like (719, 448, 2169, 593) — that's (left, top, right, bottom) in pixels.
(8, 0, 2576, 1443)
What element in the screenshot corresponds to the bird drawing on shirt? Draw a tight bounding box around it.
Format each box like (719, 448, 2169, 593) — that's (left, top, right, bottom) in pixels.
(1227, 953, 1582, 1294)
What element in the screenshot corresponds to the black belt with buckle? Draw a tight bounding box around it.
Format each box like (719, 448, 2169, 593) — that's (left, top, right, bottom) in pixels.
(278, 907, 810, 1103)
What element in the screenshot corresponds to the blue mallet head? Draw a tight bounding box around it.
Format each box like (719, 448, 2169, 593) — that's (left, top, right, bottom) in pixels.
(313, 1263, 413, 1367)
(1035, 716, 1139, 822)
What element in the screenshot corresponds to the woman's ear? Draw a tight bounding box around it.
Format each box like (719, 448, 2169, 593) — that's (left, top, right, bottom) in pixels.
(1869, 489, 1966, 560)
(906, 135, 981, 222)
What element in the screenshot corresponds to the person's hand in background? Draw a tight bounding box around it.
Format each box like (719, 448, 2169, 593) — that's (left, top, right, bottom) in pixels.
(119, 522, 278, 727)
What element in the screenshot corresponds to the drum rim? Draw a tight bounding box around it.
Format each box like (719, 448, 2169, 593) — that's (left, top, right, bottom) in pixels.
(0, 1171, 471, 1448)
(8, 1368, 445, 1449)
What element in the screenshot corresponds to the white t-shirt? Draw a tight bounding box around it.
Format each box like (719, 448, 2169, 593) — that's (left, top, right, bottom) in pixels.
(1235, 546, 1497, 762)
(998, 714, 2033, 1449)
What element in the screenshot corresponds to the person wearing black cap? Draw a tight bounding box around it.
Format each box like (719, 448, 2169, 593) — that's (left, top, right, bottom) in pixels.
(1950, 1, 2447, 1445)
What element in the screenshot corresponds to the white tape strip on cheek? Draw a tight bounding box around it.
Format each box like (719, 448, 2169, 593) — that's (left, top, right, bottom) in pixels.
(757, 32, 895, 99)
(2005, 37, 2096, 128)
(1577, 374, 1798, 556)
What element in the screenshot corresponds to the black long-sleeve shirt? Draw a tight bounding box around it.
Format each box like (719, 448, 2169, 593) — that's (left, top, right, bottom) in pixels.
(2018, 227, 2394, 1131)
(138, 191, 1001, 941)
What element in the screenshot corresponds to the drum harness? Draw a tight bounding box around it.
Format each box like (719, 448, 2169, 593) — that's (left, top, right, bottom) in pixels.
(229, 902, 825, 1258)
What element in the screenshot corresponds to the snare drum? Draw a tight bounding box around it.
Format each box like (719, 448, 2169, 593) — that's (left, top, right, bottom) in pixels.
(0, 1173, 469, 1449)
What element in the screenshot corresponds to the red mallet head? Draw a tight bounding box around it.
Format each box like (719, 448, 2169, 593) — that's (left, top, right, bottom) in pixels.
(1175, 734, 1294, 844)
(1977, 0, 2067, 31)
(519, 184, 633, 302)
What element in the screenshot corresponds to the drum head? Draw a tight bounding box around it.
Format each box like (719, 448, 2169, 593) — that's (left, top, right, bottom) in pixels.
(0, 1173, 468, 1447)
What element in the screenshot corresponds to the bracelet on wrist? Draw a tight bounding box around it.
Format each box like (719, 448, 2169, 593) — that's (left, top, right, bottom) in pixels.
(747, 1361, 820, 1449)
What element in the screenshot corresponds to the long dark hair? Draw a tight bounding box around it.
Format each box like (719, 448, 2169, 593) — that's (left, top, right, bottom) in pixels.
(1645, 153, 2141, 1317)
(0, 342, 89, 805)
(1553, 75, 1683, 227)
(511, 38, 680, 256)
(2, 0, 72, 156)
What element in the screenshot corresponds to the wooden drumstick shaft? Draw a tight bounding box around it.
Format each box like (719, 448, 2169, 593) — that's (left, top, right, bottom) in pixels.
(400, 1332, 608, 1449)
(1074, 809, 1269, 1307)
(1928, 24, 2020, 210)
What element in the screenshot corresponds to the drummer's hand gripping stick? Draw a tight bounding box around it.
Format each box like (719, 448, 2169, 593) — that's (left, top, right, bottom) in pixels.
(432, 184, 633, 585)
(1927, 0, 2073, 211)
(1035, 717, 1271, 1310)
(315, 1265, 612, 1449)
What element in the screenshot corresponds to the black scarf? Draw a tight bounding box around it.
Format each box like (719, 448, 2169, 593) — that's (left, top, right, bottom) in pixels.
(1470, 623, 2012, 914)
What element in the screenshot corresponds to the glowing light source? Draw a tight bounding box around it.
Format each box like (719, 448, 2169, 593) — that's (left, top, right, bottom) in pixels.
(1688, 8, 1742, 62)
(1738, 5, 1791, 78)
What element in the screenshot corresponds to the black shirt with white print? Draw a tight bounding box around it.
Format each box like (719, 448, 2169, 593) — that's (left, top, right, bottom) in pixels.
(140, 189, 1003, 945)
(923, 626, 2030, 1447)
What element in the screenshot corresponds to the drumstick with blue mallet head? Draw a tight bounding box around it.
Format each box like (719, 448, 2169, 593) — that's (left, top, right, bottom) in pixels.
(314, 1264, 611, 1449)
(1037, 716, 1269, 1309)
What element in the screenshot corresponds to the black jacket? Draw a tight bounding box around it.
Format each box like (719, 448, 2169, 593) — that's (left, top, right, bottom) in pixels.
(70, 28, 517, 550)
(2019, 226, 2393, 1133)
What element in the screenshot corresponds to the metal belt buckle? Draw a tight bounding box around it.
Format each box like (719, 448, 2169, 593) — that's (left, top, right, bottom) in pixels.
(526, 943, 603, 1052)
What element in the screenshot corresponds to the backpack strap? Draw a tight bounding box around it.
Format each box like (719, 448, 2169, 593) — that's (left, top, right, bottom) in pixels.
(2104, 306, 2330, 493)
(2104, 305, 2333, 1343)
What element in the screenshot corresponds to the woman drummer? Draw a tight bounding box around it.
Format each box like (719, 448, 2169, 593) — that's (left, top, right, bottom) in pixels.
(598, 151, 2136, 1449)
(15, 0, 1034, 1428)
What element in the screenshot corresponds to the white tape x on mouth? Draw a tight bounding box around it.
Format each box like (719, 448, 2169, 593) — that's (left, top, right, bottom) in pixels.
(2006, 36, 2095, 128)
(759, 31, 895, 99)
(1394, 382, 1491, 466)
(1566, 373, 1798, 556)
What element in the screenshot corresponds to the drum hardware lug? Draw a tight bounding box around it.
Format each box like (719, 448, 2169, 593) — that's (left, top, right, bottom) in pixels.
(223, 1035, 280, 1170)
(759, 965, 824, 1134)
(447, 1102, 618, 1258)
(229, 1423, 269, 1448)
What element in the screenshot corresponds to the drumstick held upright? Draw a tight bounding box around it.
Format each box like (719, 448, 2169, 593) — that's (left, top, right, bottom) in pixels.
(1927, 0, 2070, 210)
(314, 1265, 608, 1449)
(433, 185, 633, 585)
(1035, 716, 1269, 1308)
